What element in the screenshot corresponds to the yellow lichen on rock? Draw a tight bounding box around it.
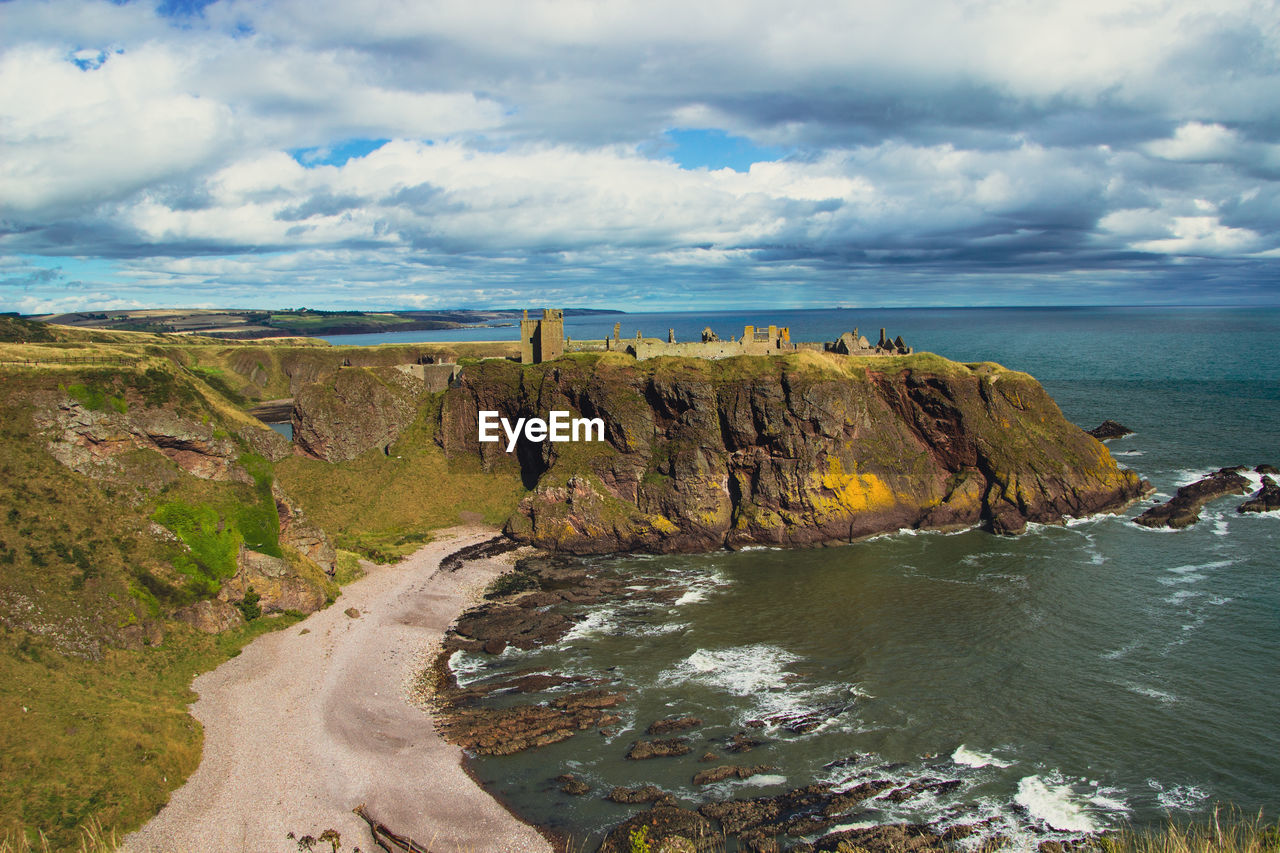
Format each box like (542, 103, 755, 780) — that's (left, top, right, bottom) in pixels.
(817, 456, 897, 516)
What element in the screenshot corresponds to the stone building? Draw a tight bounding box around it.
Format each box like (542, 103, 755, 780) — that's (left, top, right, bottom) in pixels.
(520, 308, 565, 364)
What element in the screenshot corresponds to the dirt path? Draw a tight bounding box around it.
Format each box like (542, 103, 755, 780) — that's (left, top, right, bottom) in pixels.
(123, 526, 552, 853)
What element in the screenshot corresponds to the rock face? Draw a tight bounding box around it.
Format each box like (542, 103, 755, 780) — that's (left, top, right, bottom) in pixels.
(274, 486, 337, 576)
(1087, 420, 1134, 441)
(217, 547, 328, 615)
(438, 355, 1147, 553)
(292, 366, 430, 462)
(175, 598, 245, 634)
(37, 397, 254, 483)
(1134, 467, 1250, 528)
(1239, 475, 1280, 513)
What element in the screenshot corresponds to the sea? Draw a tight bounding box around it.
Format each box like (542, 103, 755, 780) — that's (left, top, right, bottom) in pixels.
(324, 307, 1280, 848)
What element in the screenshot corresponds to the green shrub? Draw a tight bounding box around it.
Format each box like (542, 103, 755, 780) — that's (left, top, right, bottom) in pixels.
(235, 585, 261, 621)
(483, 569, 540, 599)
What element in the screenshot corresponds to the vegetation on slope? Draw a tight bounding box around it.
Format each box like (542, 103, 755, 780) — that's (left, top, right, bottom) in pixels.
(0, 359, 317, 846)
(275, 393, 526, 562)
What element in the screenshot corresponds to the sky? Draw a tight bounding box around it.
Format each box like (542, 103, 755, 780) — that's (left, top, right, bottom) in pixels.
(1, 0, 1279, 313)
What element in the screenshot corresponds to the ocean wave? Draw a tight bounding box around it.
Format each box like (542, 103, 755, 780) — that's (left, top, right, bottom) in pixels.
(1100, 640, 1141, 661)
(1124, 682, 1179, 705)
(448, 647, 526, 686)
(952, 745, 1012, 768)
(659, 644, 800, 696)
(1166, 559, 1236, 573)
(1014, 774, 1101, 833)
(560, 606, 619, 641)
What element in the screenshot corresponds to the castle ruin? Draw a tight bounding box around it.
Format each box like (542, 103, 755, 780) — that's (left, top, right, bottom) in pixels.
(519, 309, 912, 363)
(520, 308, 565, 364)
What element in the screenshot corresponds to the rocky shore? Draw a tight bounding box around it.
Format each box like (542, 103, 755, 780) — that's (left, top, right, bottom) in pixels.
(1134, 465, 1278, 528)
(430, 554, 1093, 853)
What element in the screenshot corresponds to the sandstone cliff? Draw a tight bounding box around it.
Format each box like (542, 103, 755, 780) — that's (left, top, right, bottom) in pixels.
(438, 352, 1146, 553)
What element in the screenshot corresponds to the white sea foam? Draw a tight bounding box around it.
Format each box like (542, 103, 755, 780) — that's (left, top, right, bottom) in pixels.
(561, 607, 617, 641)
(1112, 450, 1145, 456)
(1125, 683, 1179, 704)
(1163, 590, 1201, 605)
(1014, 775, 1100, 833)
(1158, 573, 1205, 586)
(448, 647, 523, 686)
(1168, 559, 1235, 573)
(1148, 779, 1210, 810)
(1089, 788, 1131, 814)
(634, 621, 689, 636)
(826, 820, 879, 834)
(848, 682, 874, 700)
(674, 589, 707, 605)
(743, 773, 788, 786)
(659, 644, 800, 696)
(1212, 515, 1230, 536)
(952, 745, 1012, 768)
(1157, 558, 1234, 586)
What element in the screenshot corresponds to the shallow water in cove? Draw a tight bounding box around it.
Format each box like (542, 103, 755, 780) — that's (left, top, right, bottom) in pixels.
(371, 307, 1280, 848)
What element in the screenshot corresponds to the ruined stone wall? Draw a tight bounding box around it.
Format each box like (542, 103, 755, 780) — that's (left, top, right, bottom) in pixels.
(627, 339, 798, 361)
(394, 362, 462, 392)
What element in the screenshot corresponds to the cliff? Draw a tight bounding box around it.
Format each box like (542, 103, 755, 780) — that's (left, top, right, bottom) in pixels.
(438, 351, 1147, 553)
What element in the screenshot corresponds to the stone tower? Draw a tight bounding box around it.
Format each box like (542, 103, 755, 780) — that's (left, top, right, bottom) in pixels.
(520, 308, 565, 364)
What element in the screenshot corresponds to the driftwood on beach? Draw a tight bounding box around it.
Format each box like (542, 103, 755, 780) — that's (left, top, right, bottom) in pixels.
(354, 804, 432, 853)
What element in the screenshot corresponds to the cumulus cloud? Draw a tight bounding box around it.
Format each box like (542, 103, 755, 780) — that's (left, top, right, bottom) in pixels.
(1, 0, 1279, 308)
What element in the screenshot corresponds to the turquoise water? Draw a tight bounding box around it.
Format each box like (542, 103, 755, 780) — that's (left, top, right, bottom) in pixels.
(410, 307, 1279, 847)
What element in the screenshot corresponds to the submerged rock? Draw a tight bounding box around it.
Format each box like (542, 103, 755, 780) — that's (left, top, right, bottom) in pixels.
(627, 738, 693, 760)
(1134, 467, 1250, 528)
(556, 773, 590, 795)
(692, 764, 780, 786)
(607, 785, 676, 805)
(647, 716, 703, 735)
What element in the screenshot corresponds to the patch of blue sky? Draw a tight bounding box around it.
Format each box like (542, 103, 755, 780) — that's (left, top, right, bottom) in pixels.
(662, 128, 786, 173)
(289, 138, 391, 168)
(154, 0, 219, 18)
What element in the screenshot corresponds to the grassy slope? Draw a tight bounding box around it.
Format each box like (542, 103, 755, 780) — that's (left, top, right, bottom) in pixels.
(0, 360, 312, 847)
(275, 393, 527, 562)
